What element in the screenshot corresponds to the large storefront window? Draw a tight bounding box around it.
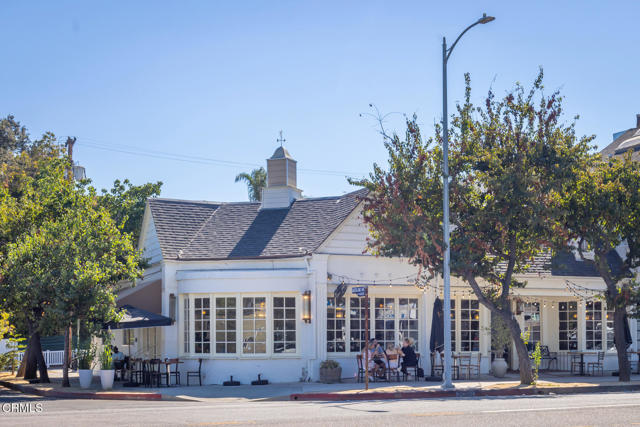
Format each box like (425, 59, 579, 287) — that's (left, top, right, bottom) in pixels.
(523, 302, 541, 347)
(182, 294, 298, 357)
(586, 301, 615, 351)
(327, 297, 346, 353)
(326, 294, 422, 353)
(559, 301, 578, 350)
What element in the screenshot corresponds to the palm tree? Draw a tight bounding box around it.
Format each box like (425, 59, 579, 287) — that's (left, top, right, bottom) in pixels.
(235, 167, 267, 202)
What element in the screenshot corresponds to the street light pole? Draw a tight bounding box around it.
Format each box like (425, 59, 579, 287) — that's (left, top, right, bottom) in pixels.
(441, 13, 494, 391)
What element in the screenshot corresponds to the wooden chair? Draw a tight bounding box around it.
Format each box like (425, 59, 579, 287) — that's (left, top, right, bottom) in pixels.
(431, 351, 444, 378)
(588, 351, 605, 376)
(356, 354, 365, 383)
(187, 358, 203, 386)
(468, 353, 481, 378)
(385, 353, 401, 382)
(457, 354, 472, 379)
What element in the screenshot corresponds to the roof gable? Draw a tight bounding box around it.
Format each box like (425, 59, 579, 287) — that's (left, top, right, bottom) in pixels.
(148, 189, 367, 260)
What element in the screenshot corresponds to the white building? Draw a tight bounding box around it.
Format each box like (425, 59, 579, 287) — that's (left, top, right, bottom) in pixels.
(115, 145, 639, 384)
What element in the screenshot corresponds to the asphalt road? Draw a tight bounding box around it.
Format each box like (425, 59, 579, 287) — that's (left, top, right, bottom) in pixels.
(1, 386, 640, 426)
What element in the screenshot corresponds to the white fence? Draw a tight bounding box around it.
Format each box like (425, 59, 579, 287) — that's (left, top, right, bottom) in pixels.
(14, 350, 71, 367)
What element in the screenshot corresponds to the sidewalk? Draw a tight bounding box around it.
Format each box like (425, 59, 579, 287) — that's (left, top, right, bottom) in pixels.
(2, 370, 640, 402)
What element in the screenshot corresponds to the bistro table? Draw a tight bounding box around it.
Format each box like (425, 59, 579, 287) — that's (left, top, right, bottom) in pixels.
(570, 351, 598, 375)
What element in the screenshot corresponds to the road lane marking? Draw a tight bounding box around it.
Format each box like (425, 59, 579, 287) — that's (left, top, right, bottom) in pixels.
(482, 403, 640, 414)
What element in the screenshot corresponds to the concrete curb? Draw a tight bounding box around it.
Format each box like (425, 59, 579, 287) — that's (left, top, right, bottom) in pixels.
(0, 379, 167, 401)
(290, 384, 640, 401)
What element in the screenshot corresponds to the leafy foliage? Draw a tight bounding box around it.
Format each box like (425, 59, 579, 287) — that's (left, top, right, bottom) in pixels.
(98, 179, 162, 244)
(235, 167, 267, 202)
(563, 152, 640, 381)
(0, 311, 26, 371)
(353, 70, 593, 384)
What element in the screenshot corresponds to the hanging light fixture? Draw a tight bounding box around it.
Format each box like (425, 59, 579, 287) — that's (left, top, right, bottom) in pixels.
(302, 291, 312, 323)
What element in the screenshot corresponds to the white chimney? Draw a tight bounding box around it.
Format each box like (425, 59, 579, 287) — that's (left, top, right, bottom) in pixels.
(261, 146, 302, 209)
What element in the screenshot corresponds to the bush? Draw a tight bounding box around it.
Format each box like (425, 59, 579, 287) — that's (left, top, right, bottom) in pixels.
(99, 344, 112, 370)
(77, 340, 96, 370)
(320, 360, 340, 369)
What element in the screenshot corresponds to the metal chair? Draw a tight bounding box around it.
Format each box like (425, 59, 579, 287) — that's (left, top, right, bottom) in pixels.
(457, 354, 472, 379)
(385, 353, 401, 382)
(570, 353, 584, 375)
(401, 353, 420, 381)
(468, 353, 481, 378)
(588, 351, 605, 376)
(356, 354, 365, 383)
(187, 358, 203, 386)
(166, 358, 181, 386)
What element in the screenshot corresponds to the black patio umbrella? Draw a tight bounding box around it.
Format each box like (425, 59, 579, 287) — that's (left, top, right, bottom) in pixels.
(429, 297, 444, 378)
(430, 297, 444, 353)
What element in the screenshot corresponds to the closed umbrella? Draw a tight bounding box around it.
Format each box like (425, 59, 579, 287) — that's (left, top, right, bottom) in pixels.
(429, 297, 444, 378)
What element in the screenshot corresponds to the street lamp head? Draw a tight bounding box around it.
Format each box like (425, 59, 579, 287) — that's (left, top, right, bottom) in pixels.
(478, 13, 495, 24)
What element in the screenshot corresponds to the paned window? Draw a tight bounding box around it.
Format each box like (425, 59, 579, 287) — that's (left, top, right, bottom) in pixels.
(215, 297, 237, 354)
(374, 298, 396, 349)
(326, 297, 346, 352)
(183, 298, 190, 353)
(459, 299, 480, 351)
(450, 299, 456, 351)
(242, 297, 267, 354)
(586, 301, 615, 351)
(273, 297, 296, 353)
(194, 297, 210, 353)
(398, 298, 419, 347)
(349, 297, 368, 352)
(558, 301, 578, 350)
(523, 302, 541, 347)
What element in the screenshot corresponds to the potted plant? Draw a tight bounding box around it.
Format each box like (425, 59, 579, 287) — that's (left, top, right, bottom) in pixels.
(77, 340, 96, 389)
(490, 315, 511, 378)
(99, 344, 114, 390)
(319, 360, 342, 383)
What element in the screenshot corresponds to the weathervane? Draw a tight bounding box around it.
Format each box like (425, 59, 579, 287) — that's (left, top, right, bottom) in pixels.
(277, 130, 286, 147)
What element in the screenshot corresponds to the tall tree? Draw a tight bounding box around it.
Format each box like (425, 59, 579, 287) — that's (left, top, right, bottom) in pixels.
(235, 167, 267, 202)
(563, 153, 640, 381)
(353, 71, 592, 384)
(4, 184, 144, 386)
(98, 179, 163, 244)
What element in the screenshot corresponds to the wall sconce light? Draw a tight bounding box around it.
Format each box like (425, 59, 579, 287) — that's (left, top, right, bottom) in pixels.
(302, 291, 311, 323)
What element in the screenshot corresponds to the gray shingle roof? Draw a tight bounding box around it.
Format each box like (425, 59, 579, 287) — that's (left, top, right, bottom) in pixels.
(496, 249, 622, 277)
(600, 126, 640, 161)
(148, 188, 367, 260)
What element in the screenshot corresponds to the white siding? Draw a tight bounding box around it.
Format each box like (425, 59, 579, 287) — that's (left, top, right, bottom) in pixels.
(318, 206, 369, 255)
(141, 215, 162, 265)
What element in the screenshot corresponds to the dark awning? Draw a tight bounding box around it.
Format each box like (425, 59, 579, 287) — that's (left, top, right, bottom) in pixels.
(105, 305, 173, 330)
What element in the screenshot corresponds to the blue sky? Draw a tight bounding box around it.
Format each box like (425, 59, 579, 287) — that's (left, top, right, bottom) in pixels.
(2, 1, 639, 201)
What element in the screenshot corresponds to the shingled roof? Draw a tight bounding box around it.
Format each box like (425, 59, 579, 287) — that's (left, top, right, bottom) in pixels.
(496, 249, 623, 277)
(148, 188, 367, 260)
(600, 114, 640, 161)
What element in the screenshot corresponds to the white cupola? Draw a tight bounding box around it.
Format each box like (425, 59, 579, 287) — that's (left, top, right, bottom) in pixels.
(261, 143, 303, 209)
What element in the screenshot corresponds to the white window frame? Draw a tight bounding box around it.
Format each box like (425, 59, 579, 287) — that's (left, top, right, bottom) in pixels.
(451, 297, 481, 353)
(179, 292, 300, 359)
(558, 301, 579, 351)
(326, 293, 422, 355)
(585, 301, 615, 352)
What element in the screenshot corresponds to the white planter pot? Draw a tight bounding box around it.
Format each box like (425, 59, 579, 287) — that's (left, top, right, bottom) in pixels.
(78, 369, 93, 389)
(100, 369, 115, 390)
(491, 357, 508, 378)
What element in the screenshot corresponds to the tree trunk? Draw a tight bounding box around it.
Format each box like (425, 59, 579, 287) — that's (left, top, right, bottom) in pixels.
(613, 306, 631, 381)
(502, 312, 534, 385)
(62, 324, 71, 387)
(23, 330, 49, 383)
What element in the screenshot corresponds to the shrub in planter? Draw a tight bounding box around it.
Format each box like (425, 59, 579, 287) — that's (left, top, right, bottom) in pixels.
(99, 344, 114, 390)
(319, 360, 342, 383)
(77, 341, 96, 389)
(489, 315, 511, 378)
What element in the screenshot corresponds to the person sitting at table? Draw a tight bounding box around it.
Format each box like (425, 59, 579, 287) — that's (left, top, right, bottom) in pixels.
(400, 338, 418, 375)
(112, 346, 125, 380)
(361, 339, 386, 379)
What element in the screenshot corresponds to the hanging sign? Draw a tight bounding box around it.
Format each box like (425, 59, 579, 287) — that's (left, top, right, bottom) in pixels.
(351, 286, 368, 297)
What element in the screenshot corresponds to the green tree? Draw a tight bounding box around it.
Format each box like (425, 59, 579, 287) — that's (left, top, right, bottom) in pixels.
(353, 71, 592, 384)
(563, 153, 640, 381)
(235, 167, 267, 202)
(98, 179, 163, 244)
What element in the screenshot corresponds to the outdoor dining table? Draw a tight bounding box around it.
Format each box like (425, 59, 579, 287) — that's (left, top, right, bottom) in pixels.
(570, 351, 598, 375)
(159, 360, 184, 387)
